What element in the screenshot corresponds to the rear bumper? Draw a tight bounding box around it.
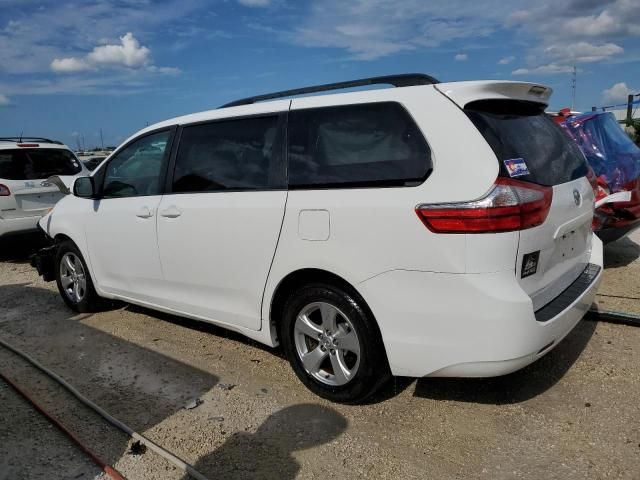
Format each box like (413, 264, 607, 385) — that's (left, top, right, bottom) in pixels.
(358, 236, 603, 378)
(0, 216, 40, 238)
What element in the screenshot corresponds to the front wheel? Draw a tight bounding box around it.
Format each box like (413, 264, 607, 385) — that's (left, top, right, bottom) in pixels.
(280, 283, 390, 404)
(55, 241, 105, 313)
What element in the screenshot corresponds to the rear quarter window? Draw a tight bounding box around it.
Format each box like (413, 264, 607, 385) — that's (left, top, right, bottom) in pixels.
(288, 102, 432, 188)
(0, 148, 82, 180)
(465, 100, 588, 186)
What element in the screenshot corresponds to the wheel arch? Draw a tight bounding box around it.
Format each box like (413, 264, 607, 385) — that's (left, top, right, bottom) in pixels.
(52, 232, 105, 297)
(268, 268, 387, 354)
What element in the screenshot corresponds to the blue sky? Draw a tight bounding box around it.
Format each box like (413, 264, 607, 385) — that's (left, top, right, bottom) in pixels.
(1, 0, 639, 149)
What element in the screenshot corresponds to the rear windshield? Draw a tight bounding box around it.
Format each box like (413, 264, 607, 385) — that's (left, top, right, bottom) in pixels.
(465, 100, 588, 186)
(0, 148, 82, 180)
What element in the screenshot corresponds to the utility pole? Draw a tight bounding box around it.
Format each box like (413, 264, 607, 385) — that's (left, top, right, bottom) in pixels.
(571, 65, 576, 111)
(100, 128, 104, 150)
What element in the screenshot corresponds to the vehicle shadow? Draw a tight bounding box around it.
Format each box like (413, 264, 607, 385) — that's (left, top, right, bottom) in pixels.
(0, 282, 219, 472)
(179, 403, 347, 480)
(0, 233, 47, 264)
(413, 319, 596, 405)
(603, 235, 640, 269)
(125, 303, 286, 360)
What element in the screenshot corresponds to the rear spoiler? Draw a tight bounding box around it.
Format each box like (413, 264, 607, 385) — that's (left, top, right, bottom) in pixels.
(434, 81, 552, 109)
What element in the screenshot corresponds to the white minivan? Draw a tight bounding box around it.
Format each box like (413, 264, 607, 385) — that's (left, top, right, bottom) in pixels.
(33, 75, 603, 403)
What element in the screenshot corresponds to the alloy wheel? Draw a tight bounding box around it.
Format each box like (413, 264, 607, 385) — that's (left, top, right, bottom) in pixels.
(293, 301, 361, 386)
(59, 252, 87, 304)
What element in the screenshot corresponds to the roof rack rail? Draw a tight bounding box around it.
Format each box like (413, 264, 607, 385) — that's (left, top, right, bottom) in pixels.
(0, 137, 63, 145)
(220, 73, 439, 108)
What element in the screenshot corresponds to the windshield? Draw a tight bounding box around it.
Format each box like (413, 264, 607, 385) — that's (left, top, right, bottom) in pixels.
(0, 148, 82, 180)
(465, 100, 588, 186)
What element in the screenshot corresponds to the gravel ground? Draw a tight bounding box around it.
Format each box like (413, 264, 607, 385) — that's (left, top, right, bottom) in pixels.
(0, 230, 638, 480)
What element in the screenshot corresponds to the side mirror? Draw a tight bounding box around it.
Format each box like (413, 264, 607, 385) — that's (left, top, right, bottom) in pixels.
(73, 177, 96, 199)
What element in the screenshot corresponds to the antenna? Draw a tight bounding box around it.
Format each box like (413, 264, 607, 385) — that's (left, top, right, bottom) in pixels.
(571, 65, 576, 111)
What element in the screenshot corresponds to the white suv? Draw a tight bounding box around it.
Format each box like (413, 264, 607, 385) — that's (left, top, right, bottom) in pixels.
(0, 138, 88, 238)
(33, 75, 603, 403)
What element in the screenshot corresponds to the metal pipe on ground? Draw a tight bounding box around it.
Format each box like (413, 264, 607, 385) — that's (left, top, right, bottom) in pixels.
(0, 337, 211, 480)
(586, 308, 640, 327)
(0, 371, 125, 480)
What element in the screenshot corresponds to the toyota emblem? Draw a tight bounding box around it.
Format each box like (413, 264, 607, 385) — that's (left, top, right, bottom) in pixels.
(573, 189, 581, 206)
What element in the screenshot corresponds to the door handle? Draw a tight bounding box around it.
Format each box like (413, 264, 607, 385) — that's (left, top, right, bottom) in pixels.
(136, 206, 154, 218)
(160, 205, 182, 218)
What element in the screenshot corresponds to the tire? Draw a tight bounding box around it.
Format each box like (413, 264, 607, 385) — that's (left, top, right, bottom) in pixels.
(55, 240, 105, 313)
(280, 282, 390, 404)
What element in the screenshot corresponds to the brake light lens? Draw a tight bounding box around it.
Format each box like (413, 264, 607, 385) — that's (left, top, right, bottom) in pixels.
(17, 143, 39, 147)
(0, 184, 10, 196)
(416, 178, 553, 233)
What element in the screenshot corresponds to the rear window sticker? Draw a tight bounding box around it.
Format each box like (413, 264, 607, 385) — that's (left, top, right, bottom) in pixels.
(504, 158, 530, 178)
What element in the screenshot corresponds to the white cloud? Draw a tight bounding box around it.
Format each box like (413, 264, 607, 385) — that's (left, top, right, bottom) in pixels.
(0, 0, 204, 76)
(147, 65, 182, 74)
(512, 64, 575, 75)
(87, 33, 150, 68)
(238, 0, 271, 6)
(498, 56, 515, 65)
(454, 53, 468, 61)
(544, 41, 623, 64)
(507, 0, 636, 75)
(286, 0, 518, 60)
(51, 33, 153, 73)
(0, 94, 10, 106)
(50, 57, 90, 73)
(602, 82, 637, 104)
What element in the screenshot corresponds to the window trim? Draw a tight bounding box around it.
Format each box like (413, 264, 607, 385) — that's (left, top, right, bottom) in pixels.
(96, 126, 177, 199)
(165, 112, 288, 195)
(286, 101, 433, 191)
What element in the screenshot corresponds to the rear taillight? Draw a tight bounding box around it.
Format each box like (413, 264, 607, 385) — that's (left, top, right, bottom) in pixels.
(0, 184, 10, 196)
(416, 177, 553, 233)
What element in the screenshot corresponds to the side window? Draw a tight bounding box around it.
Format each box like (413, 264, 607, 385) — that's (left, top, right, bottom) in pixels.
(288, 102, 432, 188)
(103, 130, 170, 198)
(172, 115, 282, 193)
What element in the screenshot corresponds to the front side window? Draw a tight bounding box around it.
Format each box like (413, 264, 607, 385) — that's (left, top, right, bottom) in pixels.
(0, 148, 82, 180)
(102, 130, 170, 198)
(172, 115, 281, 193)
(288, 102, 432, 188)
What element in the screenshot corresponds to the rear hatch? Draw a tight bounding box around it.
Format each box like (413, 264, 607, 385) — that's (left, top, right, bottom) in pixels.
(438, 82, 594, 309)
(0, 148, 82, 219)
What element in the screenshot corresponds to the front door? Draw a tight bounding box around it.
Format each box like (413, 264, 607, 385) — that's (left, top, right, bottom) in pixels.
(84, 129, 172, 303)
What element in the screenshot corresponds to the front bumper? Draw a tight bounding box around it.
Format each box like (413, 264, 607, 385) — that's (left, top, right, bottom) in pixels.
(357, 237, 603, 378)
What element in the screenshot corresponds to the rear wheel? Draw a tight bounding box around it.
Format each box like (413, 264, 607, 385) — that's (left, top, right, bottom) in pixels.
(55, 241, 104, 313)
(280, 282, 390, 403)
